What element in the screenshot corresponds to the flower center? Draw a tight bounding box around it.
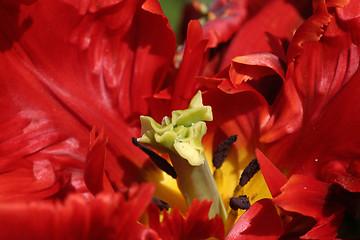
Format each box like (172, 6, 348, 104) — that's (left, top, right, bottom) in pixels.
(134, 91, 273, 231)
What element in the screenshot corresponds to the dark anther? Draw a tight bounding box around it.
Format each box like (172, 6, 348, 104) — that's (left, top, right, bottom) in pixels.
(132, 138, 177, 179)
(229, 195, 251, 210)
(152, 197, 169, 211)
(239, 158, 260, 186)
(212, 135, 237, 169)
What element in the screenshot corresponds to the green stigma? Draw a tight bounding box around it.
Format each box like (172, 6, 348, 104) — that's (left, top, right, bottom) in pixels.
(138, 91, 212, 166)
(138, 91, 227, 222)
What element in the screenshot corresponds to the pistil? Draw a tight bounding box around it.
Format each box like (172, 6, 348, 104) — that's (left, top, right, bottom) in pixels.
(137, 91, 227, 223)
(169, 151, 227, 221)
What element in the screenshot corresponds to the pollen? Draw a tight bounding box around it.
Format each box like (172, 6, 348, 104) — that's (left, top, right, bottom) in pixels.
(212, 135, 237, 169)
(229, 195, 251, 210)
(239, 158, 260, 186)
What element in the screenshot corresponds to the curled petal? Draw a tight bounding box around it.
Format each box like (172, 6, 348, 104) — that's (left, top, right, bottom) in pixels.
(197, 66, 255, 95)
(231, 53, 286, 82)
(229, 53, 285, 104)
(286, 0, 332, 62)
(198, 52, 285, 105)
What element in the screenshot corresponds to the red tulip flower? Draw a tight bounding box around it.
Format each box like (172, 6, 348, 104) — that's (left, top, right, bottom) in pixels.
(1, 0, 360, 239)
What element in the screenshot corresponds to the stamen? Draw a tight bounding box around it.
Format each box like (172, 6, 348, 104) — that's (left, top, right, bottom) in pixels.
(239, 158, 260, 186)
(213, 135, 237, 169)
(152, 197, 170, 211)
(229, 195, 251, 210)
(132, 137, 177, 179)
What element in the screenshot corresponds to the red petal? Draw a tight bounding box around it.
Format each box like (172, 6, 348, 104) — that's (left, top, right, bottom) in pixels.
(286, 0, 332, 62)
(0, 0, 176, 196)
(145, 20, 209, 119)
(183, 200, 225, 240)
(220, 0, 312, 68)
(255, 149, 287, 197)
(321, 160, 360, 192)
(274, 175, 332, 219)
(226, 198, 283, 240)
(265, 32, 287, 62)
(273, 175, 344, 239)
(259, 72, 303, 143)
(202, 0, 247, 48)
(148, 199, 225, 240)
(84, 127, 108, 195)
(301, 208, 344, 239)
(199, 52, 285, 100)
(262, 1, 360, 185)
(197, 66, 257, 95)
(229, 53, 285, 104)
(0, 183, 155, 239)
(230, 53, 286, 85)
(336, 0, 360, 45)
(0, 159, 71, 201)
(169, 20, 208, 110)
